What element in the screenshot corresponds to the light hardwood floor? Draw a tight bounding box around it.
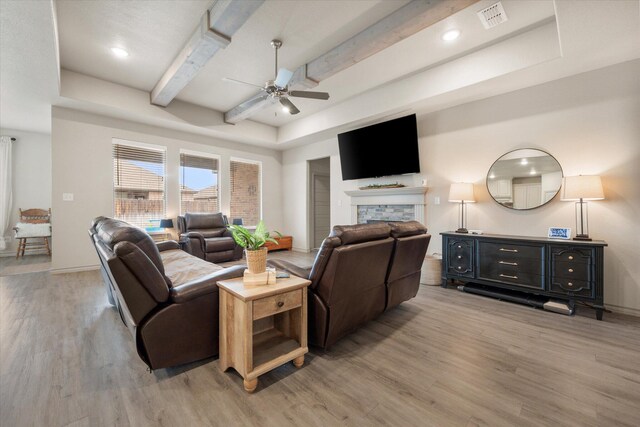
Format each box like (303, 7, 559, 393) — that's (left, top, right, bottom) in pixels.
(1, 251, 639, 426)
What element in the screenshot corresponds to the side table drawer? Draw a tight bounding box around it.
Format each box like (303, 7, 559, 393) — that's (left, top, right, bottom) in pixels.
(253, 289, 302, 320)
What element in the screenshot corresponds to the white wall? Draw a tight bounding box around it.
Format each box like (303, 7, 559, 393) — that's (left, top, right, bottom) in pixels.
(51, 107, 283, 272)
(0, 128, 51, 256)
(281, 60, 640, 314)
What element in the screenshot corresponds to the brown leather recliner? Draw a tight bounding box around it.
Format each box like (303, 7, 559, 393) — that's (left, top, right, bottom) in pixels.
(269, 221, 431, 349)
(177, 212, 243, 263)
(89, 216, 245, 370)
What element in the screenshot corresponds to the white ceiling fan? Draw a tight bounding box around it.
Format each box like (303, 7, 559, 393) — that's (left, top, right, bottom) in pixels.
(223, 39, 330, 115)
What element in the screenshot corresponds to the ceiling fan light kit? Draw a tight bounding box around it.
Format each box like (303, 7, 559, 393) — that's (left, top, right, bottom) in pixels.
(223, 39, 330, 117)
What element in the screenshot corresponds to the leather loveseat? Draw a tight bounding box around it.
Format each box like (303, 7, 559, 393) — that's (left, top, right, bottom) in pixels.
(89, 216, 245, 370)
(177, 212, 243, 263)
(269, 221, 431, 349)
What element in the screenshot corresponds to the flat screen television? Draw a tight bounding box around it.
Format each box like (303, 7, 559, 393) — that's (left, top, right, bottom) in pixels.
(337, 114, 420, 181)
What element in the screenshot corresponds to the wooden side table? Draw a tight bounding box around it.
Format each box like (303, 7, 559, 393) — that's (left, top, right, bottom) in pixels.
(218, 276, 311, 393)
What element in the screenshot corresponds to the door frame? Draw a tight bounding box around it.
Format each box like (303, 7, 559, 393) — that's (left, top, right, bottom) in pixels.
(309, 171, 330, 251)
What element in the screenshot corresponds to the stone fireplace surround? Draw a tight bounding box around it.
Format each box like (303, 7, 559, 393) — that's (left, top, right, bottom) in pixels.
(344, 187, 428, 225)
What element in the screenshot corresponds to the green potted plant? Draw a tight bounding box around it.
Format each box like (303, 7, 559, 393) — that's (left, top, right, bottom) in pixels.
(228, 220, 280, 274)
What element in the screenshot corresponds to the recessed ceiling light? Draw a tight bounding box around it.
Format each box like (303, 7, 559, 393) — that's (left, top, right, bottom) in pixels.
(530, 169, 537, 175)
(520, 158, 528, 165)
(282, 106, 290, 113)
(442, 29, 461, 41)
(110, 47, 129, 58)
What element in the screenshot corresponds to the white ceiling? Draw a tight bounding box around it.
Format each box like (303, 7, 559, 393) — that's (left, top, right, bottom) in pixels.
(0, 0, 59, 134)
(1, 0, 639, 146)
(53, 0, 557, 127)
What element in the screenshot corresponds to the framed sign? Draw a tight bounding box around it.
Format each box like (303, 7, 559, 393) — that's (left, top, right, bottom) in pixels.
(548, 227, 571, 239)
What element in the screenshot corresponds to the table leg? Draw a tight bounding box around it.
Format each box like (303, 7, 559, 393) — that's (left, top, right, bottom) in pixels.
(293, 355, 304, 368)
(243, 378, 258, 393)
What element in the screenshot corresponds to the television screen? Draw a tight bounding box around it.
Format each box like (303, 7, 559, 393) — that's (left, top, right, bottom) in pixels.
(337, 114, 420, 181)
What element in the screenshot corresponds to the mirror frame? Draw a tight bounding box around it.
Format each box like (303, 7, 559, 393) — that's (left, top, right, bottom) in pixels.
(486, 148, 563, 211)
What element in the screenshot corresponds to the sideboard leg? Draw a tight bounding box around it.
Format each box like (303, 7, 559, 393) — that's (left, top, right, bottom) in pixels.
(441, 278, 448, 288)
(595, 306, 604, 321)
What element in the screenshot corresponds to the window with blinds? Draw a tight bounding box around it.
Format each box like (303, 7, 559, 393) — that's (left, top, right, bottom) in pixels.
(230, 159, 261, 226)
(180, 152, 219, 214)
(112, 142, 166, 229)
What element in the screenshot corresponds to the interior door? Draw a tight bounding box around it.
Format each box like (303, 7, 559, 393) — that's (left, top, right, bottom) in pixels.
(313, 174, 331, 249)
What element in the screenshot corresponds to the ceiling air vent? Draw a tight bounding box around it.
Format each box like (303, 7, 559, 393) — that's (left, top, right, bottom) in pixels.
(477, 2, 508, 29)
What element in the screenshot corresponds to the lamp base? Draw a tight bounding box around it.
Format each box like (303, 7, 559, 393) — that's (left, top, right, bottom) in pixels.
(455, 228, 469, 234)
(573, 234, 592, 241)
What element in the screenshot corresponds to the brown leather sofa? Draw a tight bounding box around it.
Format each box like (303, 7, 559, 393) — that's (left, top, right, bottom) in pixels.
(177, 212, 243, 263)
(269, 221, 431, 349)
(89, 216, 245, 370)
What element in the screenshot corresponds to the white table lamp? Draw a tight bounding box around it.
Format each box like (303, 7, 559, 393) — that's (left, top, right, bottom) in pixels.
(449, 183, 475, 233)
(561, 175, 604, 241)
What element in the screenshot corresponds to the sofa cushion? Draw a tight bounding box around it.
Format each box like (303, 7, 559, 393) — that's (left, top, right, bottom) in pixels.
(95, 217, 168, 283)
(389, 221, 427, 238)
(160, 249, 224, 287)
(331, 223, 391, 245)
(185, 212, 226, 230)
(205, 237, 236, 252)
(114, 241, 170, 302)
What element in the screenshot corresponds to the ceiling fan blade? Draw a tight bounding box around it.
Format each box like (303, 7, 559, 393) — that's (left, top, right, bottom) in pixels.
(280, 98, 300, 115)
(222, 77, 264, 89)
(274, 68, 293, 88)
(289, 90, 330, 100)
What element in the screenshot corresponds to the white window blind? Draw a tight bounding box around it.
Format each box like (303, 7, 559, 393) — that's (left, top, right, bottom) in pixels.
(180, 152, 219, 214)
(113, 142, 166, 229)
(230, 159, 261, 226)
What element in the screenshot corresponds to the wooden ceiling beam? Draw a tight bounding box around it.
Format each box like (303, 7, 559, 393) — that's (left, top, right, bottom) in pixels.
(151, 0, 263, 107)
(225, 0, 479, 123)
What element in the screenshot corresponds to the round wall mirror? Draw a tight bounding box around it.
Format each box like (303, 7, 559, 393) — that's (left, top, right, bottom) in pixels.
(487, 148, 563, 210)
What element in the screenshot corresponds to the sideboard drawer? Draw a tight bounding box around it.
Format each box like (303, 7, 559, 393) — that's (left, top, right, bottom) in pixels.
(479, 242, 544, 261)
(549, 278, 594, 297)
(446, 238, 474, 278)
(549, 246, 595, 297)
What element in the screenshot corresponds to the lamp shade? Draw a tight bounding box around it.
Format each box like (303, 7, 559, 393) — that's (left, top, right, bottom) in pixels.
(449, 183, 475, 202)
(561, 175, 604, 201)
(159, 219, 174, 229)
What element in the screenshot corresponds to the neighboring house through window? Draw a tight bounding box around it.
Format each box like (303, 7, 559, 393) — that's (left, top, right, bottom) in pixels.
(112, 139, 166, 229)
(180, 150, 220, 214)
(230, 158, 261, 226)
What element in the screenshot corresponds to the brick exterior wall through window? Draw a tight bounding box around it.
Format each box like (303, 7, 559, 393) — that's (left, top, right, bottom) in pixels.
(230, 160, 260, 226)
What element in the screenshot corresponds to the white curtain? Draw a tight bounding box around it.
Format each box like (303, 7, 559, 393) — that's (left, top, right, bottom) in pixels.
(0, 136, 13, 251)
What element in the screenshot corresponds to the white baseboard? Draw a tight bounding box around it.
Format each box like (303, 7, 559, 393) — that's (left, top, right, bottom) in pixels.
(607, 304, 640, 318)
(292, 247, 311, 253)
(50, 265, 100, 274)
(0, 250, 49, 258)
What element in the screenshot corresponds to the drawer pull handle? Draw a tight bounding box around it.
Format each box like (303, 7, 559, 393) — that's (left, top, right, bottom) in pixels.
(499, 261, 518, 266)
(568, 256, 574, 260)
(457, 245, 462, 249)
(499, 248, 518, 253)
(567, 282, 573, 287)
(457, 266, 462, 270)
(568, 268, 574, 273)
(499, 274, 518, 279)
(277, 301, 284, 308)
(457, 255, 462, 259)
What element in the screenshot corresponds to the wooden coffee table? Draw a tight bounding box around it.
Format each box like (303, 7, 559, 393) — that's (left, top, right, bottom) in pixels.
(217, 275, 311, 393)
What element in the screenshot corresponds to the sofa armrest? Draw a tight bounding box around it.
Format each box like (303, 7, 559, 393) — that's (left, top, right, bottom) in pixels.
(180, 232, 205, 259)
(170, 265, 246, 303)
(156, 240, 180, 252)
(267, 259, 312, 279)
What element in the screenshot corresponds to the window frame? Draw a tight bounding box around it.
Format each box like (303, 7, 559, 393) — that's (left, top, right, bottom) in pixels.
(229, 157, 263, 226)
(179, 149, 222, 215)
(112, 138, 167, 229)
